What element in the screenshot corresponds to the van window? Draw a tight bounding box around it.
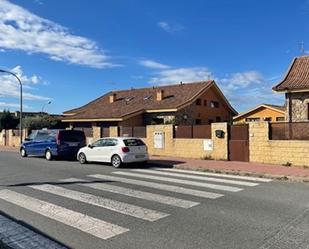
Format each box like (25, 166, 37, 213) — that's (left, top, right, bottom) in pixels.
(123, 139, 145, 146)
(59, 130, 85, 142)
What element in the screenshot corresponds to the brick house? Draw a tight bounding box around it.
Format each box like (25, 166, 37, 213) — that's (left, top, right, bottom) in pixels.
(273, 56, 309, 122)
(62, 80, 237, 128)
(233, 104, 285, 123)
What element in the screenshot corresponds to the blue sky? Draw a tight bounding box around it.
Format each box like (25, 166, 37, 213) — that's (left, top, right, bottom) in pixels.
(0, 0, 308, 114)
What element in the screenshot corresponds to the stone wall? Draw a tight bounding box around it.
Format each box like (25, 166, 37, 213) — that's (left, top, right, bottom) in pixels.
(286, 92, 309, 122)
(249, 122, 309, 166)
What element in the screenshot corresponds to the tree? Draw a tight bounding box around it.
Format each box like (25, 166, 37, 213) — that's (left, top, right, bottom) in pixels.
(0, 110, 19, 131)
(22, 115, 63, 130)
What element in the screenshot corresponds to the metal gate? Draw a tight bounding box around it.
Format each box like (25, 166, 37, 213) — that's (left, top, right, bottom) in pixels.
(228, 124, 249, 162)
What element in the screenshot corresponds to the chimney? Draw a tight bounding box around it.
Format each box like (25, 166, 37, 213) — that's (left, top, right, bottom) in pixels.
(156, 89, 164, 101)
(109, 93, 116, 103)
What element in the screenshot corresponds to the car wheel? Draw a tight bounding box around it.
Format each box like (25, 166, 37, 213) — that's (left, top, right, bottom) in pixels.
(45, 150, 52, 161)
(20, 148, 27, 157)
(78, 153, 87, 164)
(111, 155, 122, 168)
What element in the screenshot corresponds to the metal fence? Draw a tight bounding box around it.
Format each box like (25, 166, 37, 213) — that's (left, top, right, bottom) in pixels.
(173, 125, 211, 139)
(269, 122, 309, 140)
(118, 126, 146, 138)
(101, 128, 110, 137)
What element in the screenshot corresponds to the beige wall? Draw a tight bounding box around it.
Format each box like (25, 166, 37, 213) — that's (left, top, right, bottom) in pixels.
(138, 124, 228, 160)
(249, 122, 309, 166)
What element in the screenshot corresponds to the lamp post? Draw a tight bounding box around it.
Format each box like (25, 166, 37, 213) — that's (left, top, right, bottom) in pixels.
(0, 69, 23, 144)
(41, 101, 51, 115)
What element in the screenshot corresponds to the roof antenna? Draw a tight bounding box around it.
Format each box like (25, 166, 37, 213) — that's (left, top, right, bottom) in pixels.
(299, 41, 305, 55)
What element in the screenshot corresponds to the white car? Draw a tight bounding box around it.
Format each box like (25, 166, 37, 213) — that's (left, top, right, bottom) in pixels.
(77, 137, 149, 167)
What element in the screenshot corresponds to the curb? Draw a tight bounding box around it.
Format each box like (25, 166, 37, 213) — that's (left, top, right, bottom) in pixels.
(148, 162, 309, 183)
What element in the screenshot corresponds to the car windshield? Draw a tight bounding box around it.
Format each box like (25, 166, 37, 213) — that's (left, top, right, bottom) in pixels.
(123, 139, 145, 146)
(59, 130, 85, 142)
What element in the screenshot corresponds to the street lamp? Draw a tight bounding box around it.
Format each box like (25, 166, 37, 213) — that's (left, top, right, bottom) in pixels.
(0, 69, 23, 144)
(41, 101, 51, 114)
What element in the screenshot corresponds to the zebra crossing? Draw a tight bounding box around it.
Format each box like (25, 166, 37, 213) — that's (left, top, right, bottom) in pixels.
(0, 167, 272, 245)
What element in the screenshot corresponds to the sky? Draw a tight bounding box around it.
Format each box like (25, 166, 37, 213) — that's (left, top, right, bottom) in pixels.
(0, 0, 308, 114)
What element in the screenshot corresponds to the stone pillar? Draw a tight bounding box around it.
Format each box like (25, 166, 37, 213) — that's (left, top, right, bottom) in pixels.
(249, 122, 269, 163)
(92, 126, 101, 140)
(109, 126, 119, 137)
(146, 125, 174, 156)
(211, 122, 228, 160)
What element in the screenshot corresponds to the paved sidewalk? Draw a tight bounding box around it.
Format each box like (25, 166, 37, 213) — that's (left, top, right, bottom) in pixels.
(0, 146, 18, 152)
(150, 156, 309, 182)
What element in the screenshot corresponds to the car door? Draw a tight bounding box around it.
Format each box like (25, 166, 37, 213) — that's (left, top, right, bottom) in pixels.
(86, 139, 104, 162)
(102, 138, 118, 162)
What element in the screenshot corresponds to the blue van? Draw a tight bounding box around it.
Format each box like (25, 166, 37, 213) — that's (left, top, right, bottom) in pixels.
(20, 129, 86, 160)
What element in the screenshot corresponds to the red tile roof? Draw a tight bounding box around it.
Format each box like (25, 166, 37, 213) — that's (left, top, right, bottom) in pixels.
(273, 56, 309, 91)
(63, 80, 237, 121)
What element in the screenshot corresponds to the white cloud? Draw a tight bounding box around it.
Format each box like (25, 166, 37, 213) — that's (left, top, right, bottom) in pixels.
(157, 21, 184, 33)
(139, 60, 170, 69)
(0, 101, 30, 109)
(150, 67, 213, 85)
(220, 71, 264, 90)
(0, 0, 115, 68)
(0, 65, 50, 100)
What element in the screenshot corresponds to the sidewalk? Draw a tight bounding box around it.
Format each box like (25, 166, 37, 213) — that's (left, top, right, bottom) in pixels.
(0, 145, 18, 153)
(149, 156, 309, 182)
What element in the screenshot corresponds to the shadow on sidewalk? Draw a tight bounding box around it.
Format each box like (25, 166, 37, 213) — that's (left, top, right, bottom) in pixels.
(0, 210, 70, 249)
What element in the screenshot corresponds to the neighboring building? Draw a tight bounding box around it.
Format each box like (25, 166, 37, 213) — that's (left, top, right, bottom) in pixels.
(62, 80, 237, 128)
(233, 104, 285, 123)
(273, 56, 309, 122)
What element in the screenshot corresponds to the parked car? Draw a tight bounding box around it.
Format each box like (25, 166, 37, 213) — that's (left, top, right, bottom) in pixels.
(20, 129, 86, 160)
(77, 137, 148, 167)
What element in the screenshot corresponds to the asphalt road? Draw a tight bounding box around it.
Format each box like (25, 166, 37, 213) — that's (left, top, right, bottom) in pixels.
(0, 151, 308, 249)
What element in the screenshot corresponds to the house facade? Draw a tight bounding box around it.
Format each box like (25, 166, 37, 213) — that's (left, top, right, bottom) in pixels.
(273, 56, 309, 122)
(233, 104, 285, 123)
(62, 80, 237, 128)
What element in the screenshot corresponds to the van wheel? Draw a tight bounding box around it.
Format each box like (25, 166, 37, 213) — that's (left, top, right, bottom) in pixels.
(45, 150, 53, 161)
(111, 155, 122, 168)
(20, 148, 27, 157)
(78, 153, 87, 164)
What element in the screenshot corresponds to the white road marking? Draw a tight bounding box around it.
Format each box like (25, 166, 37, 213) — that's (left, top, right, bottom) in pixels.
(61, 178, 199, 209)
(30, 184, 168, 222)
(0, 189, 129, 240)
(153, 168, 272, 182)
(88, 174, 224, 199)
(113, 171, 243, 192)
(131, 169, 259, 186)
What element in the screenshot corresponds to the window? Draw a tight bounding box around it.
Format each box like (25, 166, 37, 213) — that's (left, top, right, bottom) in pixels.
(216, 116, 221, 122)
(264, 117, 272, 122)
(123, 139, 145, 146)
(276, 117, 285, 122)
(105, 139, 118, 146)
(196, 99, 202, 106)
(245, 118, 260, 122)
(203, 100, 207, 106)
(195, 119, 202, 125)
(210, 101, 219, 108)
